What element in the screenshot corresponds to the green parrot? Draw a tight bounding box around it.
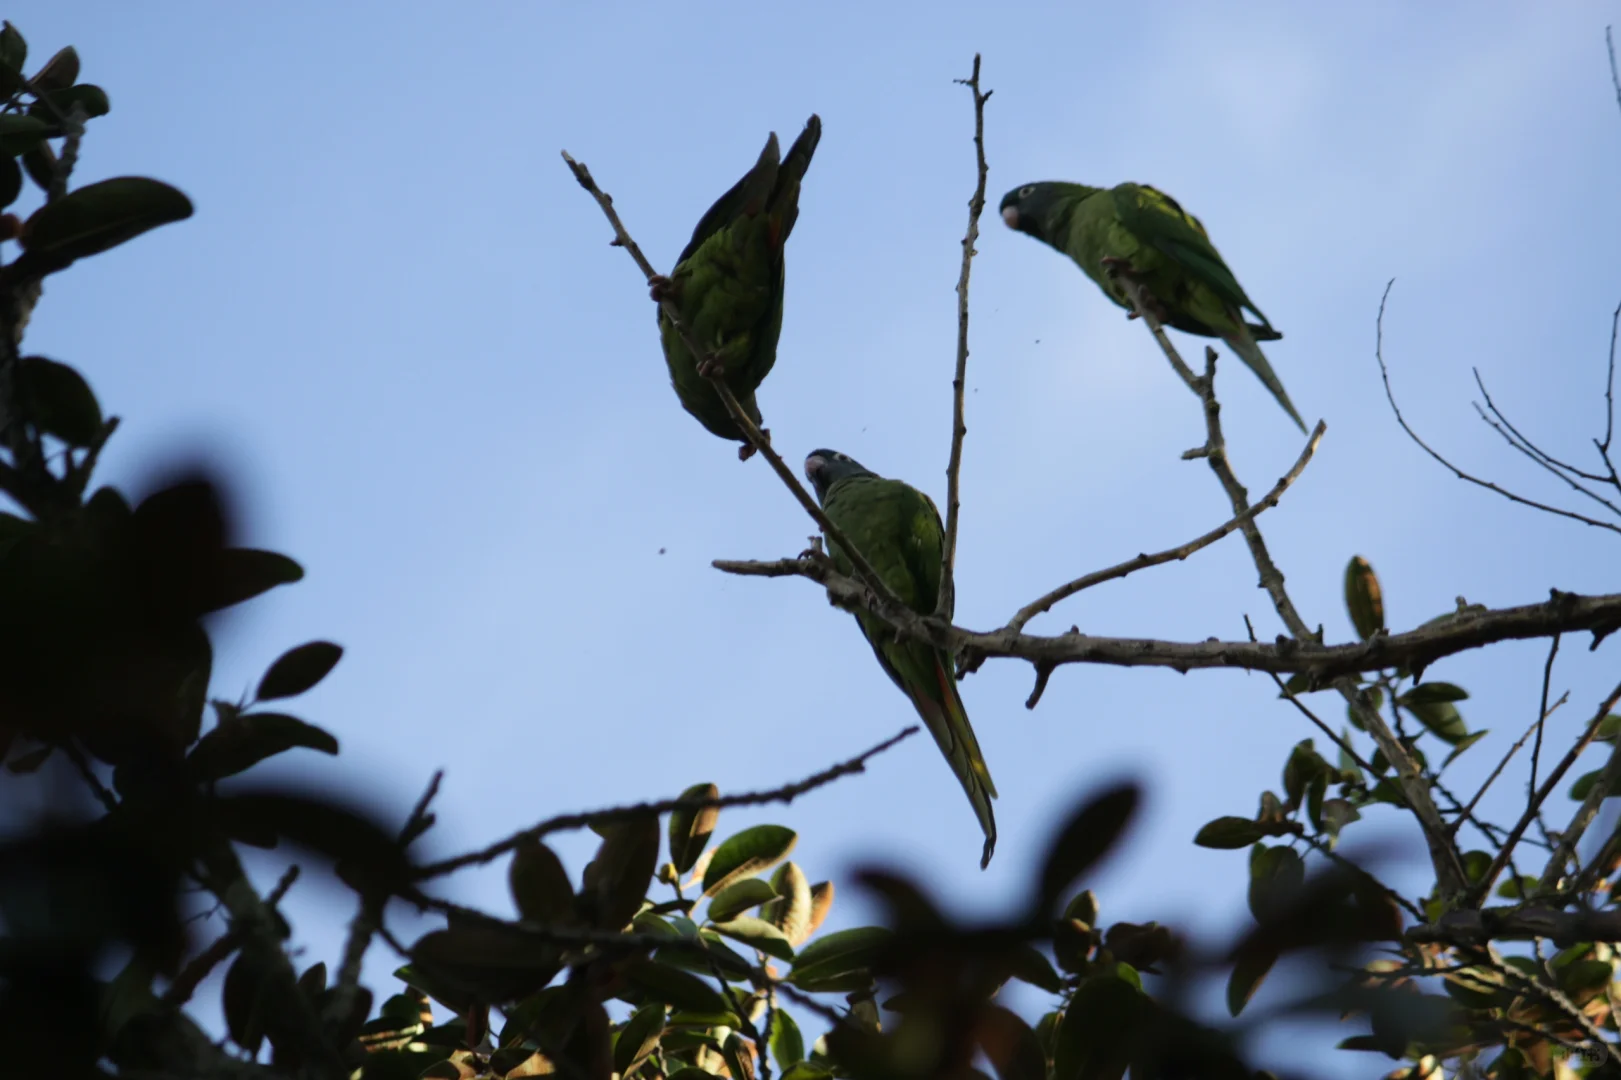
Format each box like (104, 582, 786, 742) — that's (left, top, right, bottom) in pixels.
(652, 115, 821, 460)
(999, 181, 1306, 433)
(804, 448, 999, 868)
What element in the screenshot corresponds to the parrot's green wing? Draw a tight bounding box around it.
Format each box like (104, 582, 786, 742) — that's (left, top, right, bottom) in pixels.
(1109, 183, 1279, 339)
(822, 475, 999, 867)
(658, 116, 821, 455)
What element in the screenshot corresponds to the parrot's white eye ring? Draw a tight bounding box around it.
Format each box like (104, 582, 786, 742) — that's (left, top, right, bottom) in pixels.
(1018, 184, 1036, 198)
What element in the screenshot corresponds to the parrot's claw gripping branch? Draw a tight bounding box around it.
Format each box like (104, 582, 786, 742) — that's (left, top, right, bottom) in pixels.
(560, 150, 909, 615)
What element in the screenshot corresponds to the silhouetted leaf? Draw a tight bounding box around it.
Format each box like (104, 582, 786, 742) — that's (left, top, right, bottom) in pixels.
(779, 1064, 834, 1080)
(30, 45, 77, 90)
(582, 812, 659, 930)
(1248, 846, 1305, 924)
(32, 83, 108, 121)
(187, 711, 339, 781)
(669, 783, 718, 875)
(22, 176, 192, 266)
(6, 744, 52, 773)
(256, 641, 343, 701)
(0, 113, 50, 155)
(854, 868, 945, 930)
(1033, 782, 1138, 917)
(1226, 943, 1278, 1017)
(771, 1007, 805, 1070)
(1496, 875, 1537, 900)
(201, 549, 303, 613)
(1007, 945, 1064, 993)
(788, 927, 892, 989)
(1460, 850, 1492, 884)
(711, 916, 793, 961)
(1401, 682, 1469, 705)
(214, 790, 408, 896)
(1570, 769, 1604, 801)
(222, 950, 270, 1055)
(1194, 817, 1263, 849)
(702, 825, 797, 898)
(613, 1002, 665, 1077)
(0, 23, 26, 81)
(410, 924, 560, 1005)
(1052, 970, 1145, 1080)
(621, 959, 730, 1014)
(708, 877, 776, 924)
(1442, 730, 1488, 767)
(979, 1004, 1046, 1080)
(20, 142, 54, 191)
(722, 1032, 756, 1080)
(0, 155, 18, 210)
(1399, 698, 1468, 745)
(16, 355, 100, 445)
(509, 838, 575, 926)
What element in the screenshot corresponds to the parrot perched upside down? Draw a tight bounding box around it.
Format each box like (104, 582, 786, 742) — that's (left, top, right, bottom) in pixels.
(804, 448, 999, 868)
(999, 180, 1306, 433)
(653, 115, 821, 460)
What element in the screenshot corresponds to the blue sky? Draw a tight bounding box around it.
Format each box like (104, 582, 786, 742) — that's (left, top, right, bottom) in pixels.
(11, 2, 1621, 1072)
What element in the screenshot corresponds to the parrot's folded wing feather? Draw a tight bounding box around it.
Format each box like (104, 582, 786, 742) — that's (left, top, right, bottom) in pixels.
(1112, 184, 1278, 333)
(675, 132, 782, 266)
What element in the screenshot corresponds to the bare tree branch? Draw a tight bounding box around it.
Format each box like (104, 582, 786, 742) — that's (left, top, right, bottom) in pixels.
(416, 727, 918, 879)
(1008, 423, 1323, 633)
(1472, 368, 1618, 494)
(1472, 677, 1621, 905)
(1105, 269, 1468, 896)
(1376, 280, 1621, 535)
(559, 151, 911, 619)
(1453, 710, 1553, 840)
(1528, 634, 1562, 813)
(715, 555, 1621, 681)
(938, 54, 991, 619)
(1542, 733, 1621, 893)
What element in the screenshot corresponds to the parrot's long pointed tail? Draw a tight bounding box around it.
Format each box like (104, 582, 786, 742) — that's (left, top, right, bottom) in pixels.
(912, 655, 999, 869)
(1223, 329, 1307, 434)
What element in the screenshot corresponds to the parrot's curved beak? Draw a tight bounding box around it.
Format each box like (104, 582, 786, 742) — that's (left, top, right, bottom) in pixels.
(804, 454, 827, 484)
(1000, 206, 1020, 229)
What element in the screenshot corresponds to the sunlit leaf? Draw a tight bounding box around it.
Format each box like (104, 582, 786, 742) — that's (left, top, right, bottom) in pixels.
(702, 825, 796, 898)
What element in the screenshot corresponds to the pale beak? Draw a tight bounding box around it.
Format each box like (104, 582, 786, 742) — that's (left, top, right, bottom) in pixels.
(1001, 206, 1020, 228)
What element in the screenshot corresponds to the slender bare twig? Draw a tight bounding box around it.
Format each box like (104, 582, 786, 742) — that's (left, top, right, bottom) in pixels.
(1603, 301, 1620, 455)
(161, 866, 300, 1009)
(559, 151, 908, 618)
(1529, 634, 1561, 805)
(1102, 270, 1468, 896)
(1376, 281, 1621, 535)
(416, 727, 918, 879)
(1010, 426, 1322, 633)
(326, 770, 446, 1032)
(1454, 712, 1552, 838)
(1609, 26, 1621, 123)
(1472, 368, 1611, 485)
(938, 54, 991, 619)
(1543, 737, 1621, 893)
(1472, 677, 1621, 904)
(1247, 614, 1375, 776)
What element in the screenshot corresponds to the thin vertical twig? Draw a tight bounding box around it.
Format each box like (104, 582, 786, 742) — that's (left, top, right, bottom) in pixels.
(938, 54, 991, 618)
